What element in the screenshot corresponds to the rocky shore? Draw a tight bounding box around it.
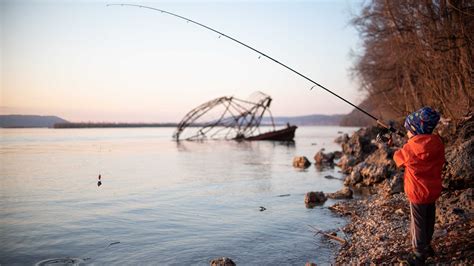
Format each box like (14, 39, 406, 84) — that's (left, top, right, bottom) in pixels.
(328, 114, 473, 264)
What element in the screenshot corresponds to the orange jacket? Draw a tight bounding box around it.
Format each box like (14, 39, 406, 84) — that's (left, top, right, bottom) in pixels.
(393, 134, 445, 204)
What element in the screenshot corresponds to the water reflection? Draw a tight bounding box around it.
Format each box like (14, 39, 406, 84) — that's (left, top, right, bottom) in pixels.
(0, 126, 358, 265)
(314, 163, 335, 172)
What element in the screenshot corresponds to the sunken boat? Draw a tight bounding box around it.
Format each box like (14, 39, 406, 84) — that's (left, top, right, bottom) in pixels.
(173, 92, 297, 141)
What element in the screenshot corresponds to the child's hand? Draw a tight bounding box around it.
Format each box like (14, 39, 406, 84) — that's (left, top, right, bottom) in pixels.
(387, 137, 393, 147)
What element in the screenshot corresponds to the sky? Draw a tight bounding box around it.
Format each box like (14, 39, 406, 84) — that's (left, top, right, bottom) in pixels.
(1, 0, 364, 123)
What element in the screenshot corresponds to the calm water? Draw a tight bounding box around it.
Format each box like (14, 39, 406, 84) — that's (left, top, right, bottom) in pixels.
(1, 126, 356, 265)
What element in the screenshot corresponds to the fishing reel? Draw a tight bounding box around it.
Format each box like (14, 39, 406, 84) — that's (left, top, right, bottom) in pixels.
(376, 127, 393, 144)
(376, 120, 405, 145)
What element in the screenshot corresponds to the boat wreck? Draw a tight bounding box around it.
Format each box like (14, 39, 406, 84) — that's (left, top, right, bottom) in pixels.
(173, 92, 297, 141)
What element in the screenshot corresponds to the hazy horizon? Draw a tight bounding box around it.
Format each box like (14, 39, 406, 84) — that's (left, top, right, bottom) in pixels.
(0, 112, 347, 124)
(1, 0, 364, 123)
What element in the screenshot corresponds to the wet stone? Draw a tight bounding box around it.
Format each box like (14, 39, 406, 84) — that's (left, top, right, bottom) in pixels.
(326, 187, 353, 199)
(304, 191, 327, 206)
(313, 149, 335, 165)
(210, 257, 236, 266)
(293, 156, 311, 168)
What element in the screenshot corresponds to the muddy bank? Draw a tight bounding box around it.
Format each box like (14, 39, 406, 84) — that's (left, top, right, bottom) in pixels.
(329, 114, 473, 264)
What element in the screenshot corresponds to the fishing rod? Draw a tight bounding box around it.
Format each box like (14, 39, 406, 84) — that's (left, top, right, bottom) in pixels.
(107, 4, 403, 137)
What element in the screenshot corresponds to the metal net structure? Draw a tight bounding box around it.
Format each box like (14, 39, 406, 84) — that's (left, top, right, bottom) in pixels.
(173, 92, 276, 141)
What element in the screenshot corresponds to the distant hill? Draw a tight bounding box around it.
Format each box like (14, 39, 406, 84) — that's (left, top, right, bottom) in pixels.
(0, 115, 69, 128)
(0, 113, 346, 128)
(54, 122, 177, 128)
(265, 114, 345, 126)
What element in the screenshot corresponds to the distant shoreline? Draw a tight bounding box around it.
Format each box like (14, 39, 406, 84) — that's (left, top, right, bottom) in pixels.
(53, 122, 178, 128)
(52, 123, 342, 129)
(1, 114, 348, 128)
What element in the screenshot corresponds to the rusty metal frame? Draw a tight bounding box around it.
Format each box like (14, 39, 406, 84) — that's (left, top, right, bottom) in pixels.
(173, 92, 276, 141)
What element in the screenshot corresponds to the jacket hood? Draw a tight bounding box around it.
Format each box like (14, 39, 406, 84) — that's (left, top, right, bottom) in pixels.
(407, 134, 444, 161)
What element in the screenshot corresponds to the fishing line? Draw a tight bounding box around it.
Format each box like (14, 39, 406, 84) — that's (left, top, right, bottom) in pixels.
(106, 4, 401, 135)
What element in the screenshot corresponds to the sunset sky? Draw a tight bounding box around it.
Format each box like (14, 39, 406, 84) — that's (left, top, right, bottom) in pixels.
(1, 0, 364, 123)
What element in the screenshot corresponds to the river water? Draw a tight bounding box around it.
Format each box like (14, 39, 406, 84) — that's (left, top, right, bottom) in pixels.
(0, 126, 356, 265)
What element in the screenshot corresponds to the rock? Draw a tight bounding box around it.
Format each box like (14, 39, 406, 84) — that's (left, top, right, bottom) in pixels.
(395, 208, 404, 216)
(305, 191, 327, 205)
(210, 257, 236, 266)
(350, 185, 378, 196)
(380, 172, 404, 195)
(333, 151, 343, 159)
(344, 147, 397, 187)
(293, 156, 311, 168)
(439, 113, 473, 146)
(442, 114, 474, 189)
(337, 155, 358, 174)
(314, 149, 335, 165)
(333, 116, 474, 265)
(433, 228, 448, 238)
(344, 162, 365, 185)
(437, 117, 456, 143)
(324, 175, 343, 180)
(326, 187, 353, 199)
(443, 138, 474, 189)
(335, 133, 350, 144)
(436, 188, 474, 226)
(341, 127, 379, 159)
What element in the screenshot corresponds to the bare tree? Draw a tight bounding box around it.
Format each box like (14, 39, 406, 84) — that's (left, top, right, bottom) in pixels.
(352, 0, 473, 122)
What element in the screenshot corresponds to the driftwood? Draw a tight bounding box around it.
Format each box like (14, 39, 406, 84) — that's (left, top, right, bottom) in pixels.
(307, 225, 347, 244)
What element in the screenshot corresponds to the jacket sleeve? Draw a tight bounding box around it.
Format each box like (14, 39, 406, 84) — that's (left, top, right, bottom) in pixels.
(393, 144, 410, 168)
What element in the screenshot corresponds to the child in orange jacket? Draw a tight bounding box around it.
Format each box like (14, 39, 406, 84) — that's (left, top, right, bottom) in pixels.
(393, 107, 445, 265)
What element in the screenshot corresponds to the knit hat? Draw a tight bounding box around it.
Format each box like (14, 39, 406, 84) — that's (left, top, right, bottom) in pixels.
(404, 107, 440, 135)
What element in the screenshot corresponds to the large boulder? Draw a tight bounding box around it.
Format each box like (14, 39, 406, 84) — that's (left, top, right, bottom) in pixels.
(293, 156, 311, 168)
(326, 187, 353, 199)
(344, 147, 398, 187)
(336, 126, 380, 174)
(442, 113, 473, 189)
(443, 138, 474, 189)
(380, 171, 404, 195)
(341, 127, 379, 159)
